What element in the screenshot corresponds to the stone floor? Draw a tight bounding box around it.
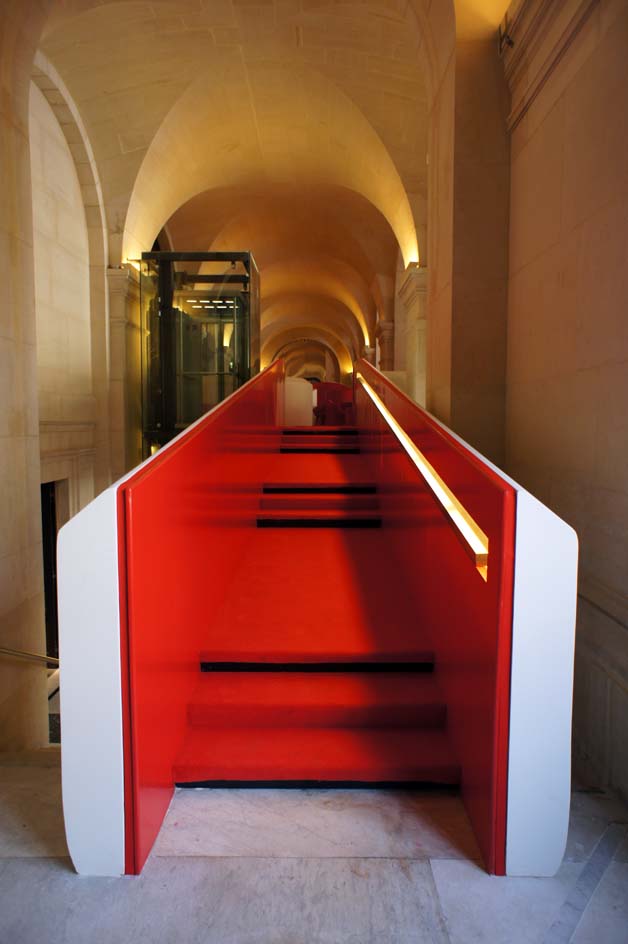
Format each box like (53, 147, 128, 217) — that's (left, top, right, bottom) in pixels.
(0, 750, 627, 944)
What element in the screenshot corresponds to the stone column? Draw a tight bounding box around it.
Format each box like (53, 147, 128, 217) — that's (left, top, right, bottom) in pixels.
(376, 321, 395, 371)
(108, 265, 142, 481)
(362, 345, 376, 366)
(398, 264, 428, 406)
(0, 2, 51, 749)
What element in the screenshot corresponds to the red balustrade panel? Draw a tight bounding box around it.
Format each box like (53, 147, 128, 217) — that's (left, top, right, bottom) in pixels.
(353, 360, 516, 875)
(117, 363, 284, 874)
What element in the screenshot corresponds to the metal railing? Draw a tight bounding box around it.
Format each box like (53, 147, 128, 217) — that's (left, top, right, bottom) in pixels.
(356, 371, 490, 576)
(0, 646, 59, 667)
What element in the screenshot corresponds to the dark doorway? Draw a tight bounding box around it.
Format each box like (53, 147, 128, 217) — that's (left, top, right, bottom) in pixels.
(40, 482, 59, 660)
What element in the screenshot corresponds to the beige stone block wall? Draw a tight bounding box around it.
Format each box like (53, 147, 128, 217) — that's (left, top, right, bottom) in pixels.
(426, 49, 455, 423)
(30, 82, 95, 431)
(449, 37, 510, 466)
(505, 1, 628, 799)
(30, 81, 96, 511)
(0, 3, 49, 751)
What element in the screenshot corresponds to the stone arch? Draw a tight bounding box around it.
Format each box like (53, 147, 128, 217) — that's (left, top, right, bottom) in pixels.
(122, 61, 420, 268)
(30, 51, 112, 492)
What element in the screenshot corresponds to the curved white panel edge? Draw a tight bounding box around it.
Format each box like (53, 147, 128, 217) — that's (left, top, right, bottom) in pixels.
(506, 491, 578, 876)
(55, 370, 284, 876)
(57, 486, 126, 876)
(410, 403, 578, 876)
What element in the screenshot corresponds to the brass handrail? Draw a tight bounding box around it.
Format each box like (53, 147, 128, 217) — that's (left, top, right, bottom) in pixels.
(356, 371, 490, 578)
(0, 646, 59, 667)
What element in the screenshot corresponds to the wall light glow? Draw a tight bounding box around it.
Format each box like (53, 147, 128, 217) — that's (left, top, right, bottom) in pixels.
(356, 373, 489, 577)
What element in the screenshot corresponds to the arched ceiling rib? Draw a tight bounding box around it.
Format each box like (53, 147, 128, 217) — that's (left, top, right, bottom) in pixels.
(121, 61, 418, 266)
(40, 0, 458, 375)
(275, 339, 341, 383)
(261, 301, 358, 366)
(41, 0, 430, 266)
(262, 324, 352, 376)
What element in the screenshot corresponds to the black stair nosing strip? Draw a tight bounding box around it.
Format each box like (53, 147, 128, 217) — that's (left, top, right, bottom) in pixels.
(200, 661, 435, 673)
(257, 517, 381, 528)
(279, 447, 361, 454)
(175, 779, 460, 791)
(262, 484, 377, 494)
(282, 428, 358, 435)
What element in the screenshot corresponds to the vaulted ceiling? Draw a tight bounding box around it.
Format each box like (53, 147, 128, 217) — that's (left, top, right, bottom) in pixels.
(40, 0, 432, 378)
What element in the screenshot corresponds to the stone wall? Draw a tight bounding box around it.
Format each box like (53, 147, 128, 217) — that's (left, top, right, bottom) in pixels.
(503, 0, 628, 800)
(0, 1, 50, 751)
(30, 82, 96, 511)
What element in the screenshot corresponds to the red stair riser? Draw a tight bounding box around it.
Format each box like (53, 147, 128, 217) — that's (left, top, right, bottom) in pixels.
(188, 704, 446, 728)
(173, 728, 460, 785)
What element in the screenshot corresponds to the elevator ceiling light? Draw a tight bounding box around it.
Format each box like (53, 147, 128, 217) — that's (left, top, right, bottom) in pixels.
(356, 373, 489, 577)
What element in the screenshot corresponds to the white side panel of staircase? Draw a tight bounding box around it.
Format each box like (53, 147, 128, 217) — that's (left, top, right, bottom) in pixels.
(506, 491, 578, 876)
(57, 486, 126, 876)
(414, 401, 578, 876)
(284, 377, 314, 426)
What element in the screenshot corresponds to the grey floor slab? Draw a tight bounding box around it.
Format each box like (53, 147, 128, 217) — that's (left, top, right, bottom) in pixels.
(572, 861, 628, 943)
(153, 786, 481, 861)
(0, 766, 68, 858)
(430, 859, 585, 944)
(2, 761, 627, 944)
(565, 787, 628, 863)
(0, 855, 450, 944)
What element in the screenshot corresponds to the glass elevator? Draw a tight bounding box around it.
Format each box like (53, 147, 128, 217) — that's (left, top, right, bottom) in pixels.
(140, 251, 260, 456)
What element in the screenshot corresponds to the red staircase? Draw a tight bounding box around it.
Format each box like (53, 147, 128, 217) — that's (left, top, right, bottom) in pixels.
(173, 426, 460, 787)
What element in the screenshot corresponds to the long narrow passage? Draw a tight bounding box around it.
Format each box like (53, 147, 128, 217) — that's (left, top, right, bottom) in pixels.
(174, 426, 460, 787)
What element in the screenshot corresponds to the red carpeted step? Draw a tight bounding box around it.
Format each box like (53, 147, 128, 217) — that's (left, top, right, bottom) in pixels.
(282, 427, 358, 435)
(263, 453, 373, 484)
(201, 529, 432, 664)
(188, 672, 446, 728)
(173, 727, 460, 784)
(259, 494, 379, 511)
(280, 446, 361, 454)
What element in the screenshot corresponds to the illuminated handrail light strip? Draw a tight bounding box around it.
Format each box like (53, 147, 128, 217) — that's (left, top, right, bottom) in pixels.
(356, 373, 489, 577)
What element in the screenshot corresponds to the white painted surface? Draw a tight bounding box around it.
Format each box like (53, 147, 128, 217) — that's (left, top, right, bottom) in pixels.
(59, 360, 577, 876)
(57, 486, 125, 876)
(425, 408, 578, 875)
(506, 491, 578, 875)
(366, 368, 579, 876)
(284, 376, 314, 426)
(56, 367, 284, 875)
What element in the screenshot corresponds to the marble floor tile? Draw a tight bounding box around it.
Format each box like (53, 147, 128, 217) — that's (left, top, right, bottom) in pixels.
(0, 766, 68, 857)
(615, 832, 628, 863)
(430, 859, 584, 944)
(566, 787, 628, 863)
(153, 787, 481, 861)
(572, 862, 628, 943)
(0, 855, 450, 944)
(569, 787, 628, 824)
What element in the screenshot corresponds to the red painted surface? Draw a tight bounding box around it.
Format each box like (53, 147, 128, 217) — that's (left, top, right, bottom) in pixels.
(117, 356, 514, 876)
(197, 528, 435, 664)
(116, 363, 284, 874)
(187, 672, 447, 727)
(353, 360, 516, 875)
(312, 382, 355, 425)
(174, 422, 456, 789)
(174, 727, 460, 784)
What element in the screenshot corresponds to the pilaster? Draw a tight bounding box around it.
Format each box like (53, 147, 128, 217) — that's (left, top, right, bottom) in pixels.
(107, 265, 142, 481)
(398, 264, 428, 406)
(376, 321, 395, 371)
